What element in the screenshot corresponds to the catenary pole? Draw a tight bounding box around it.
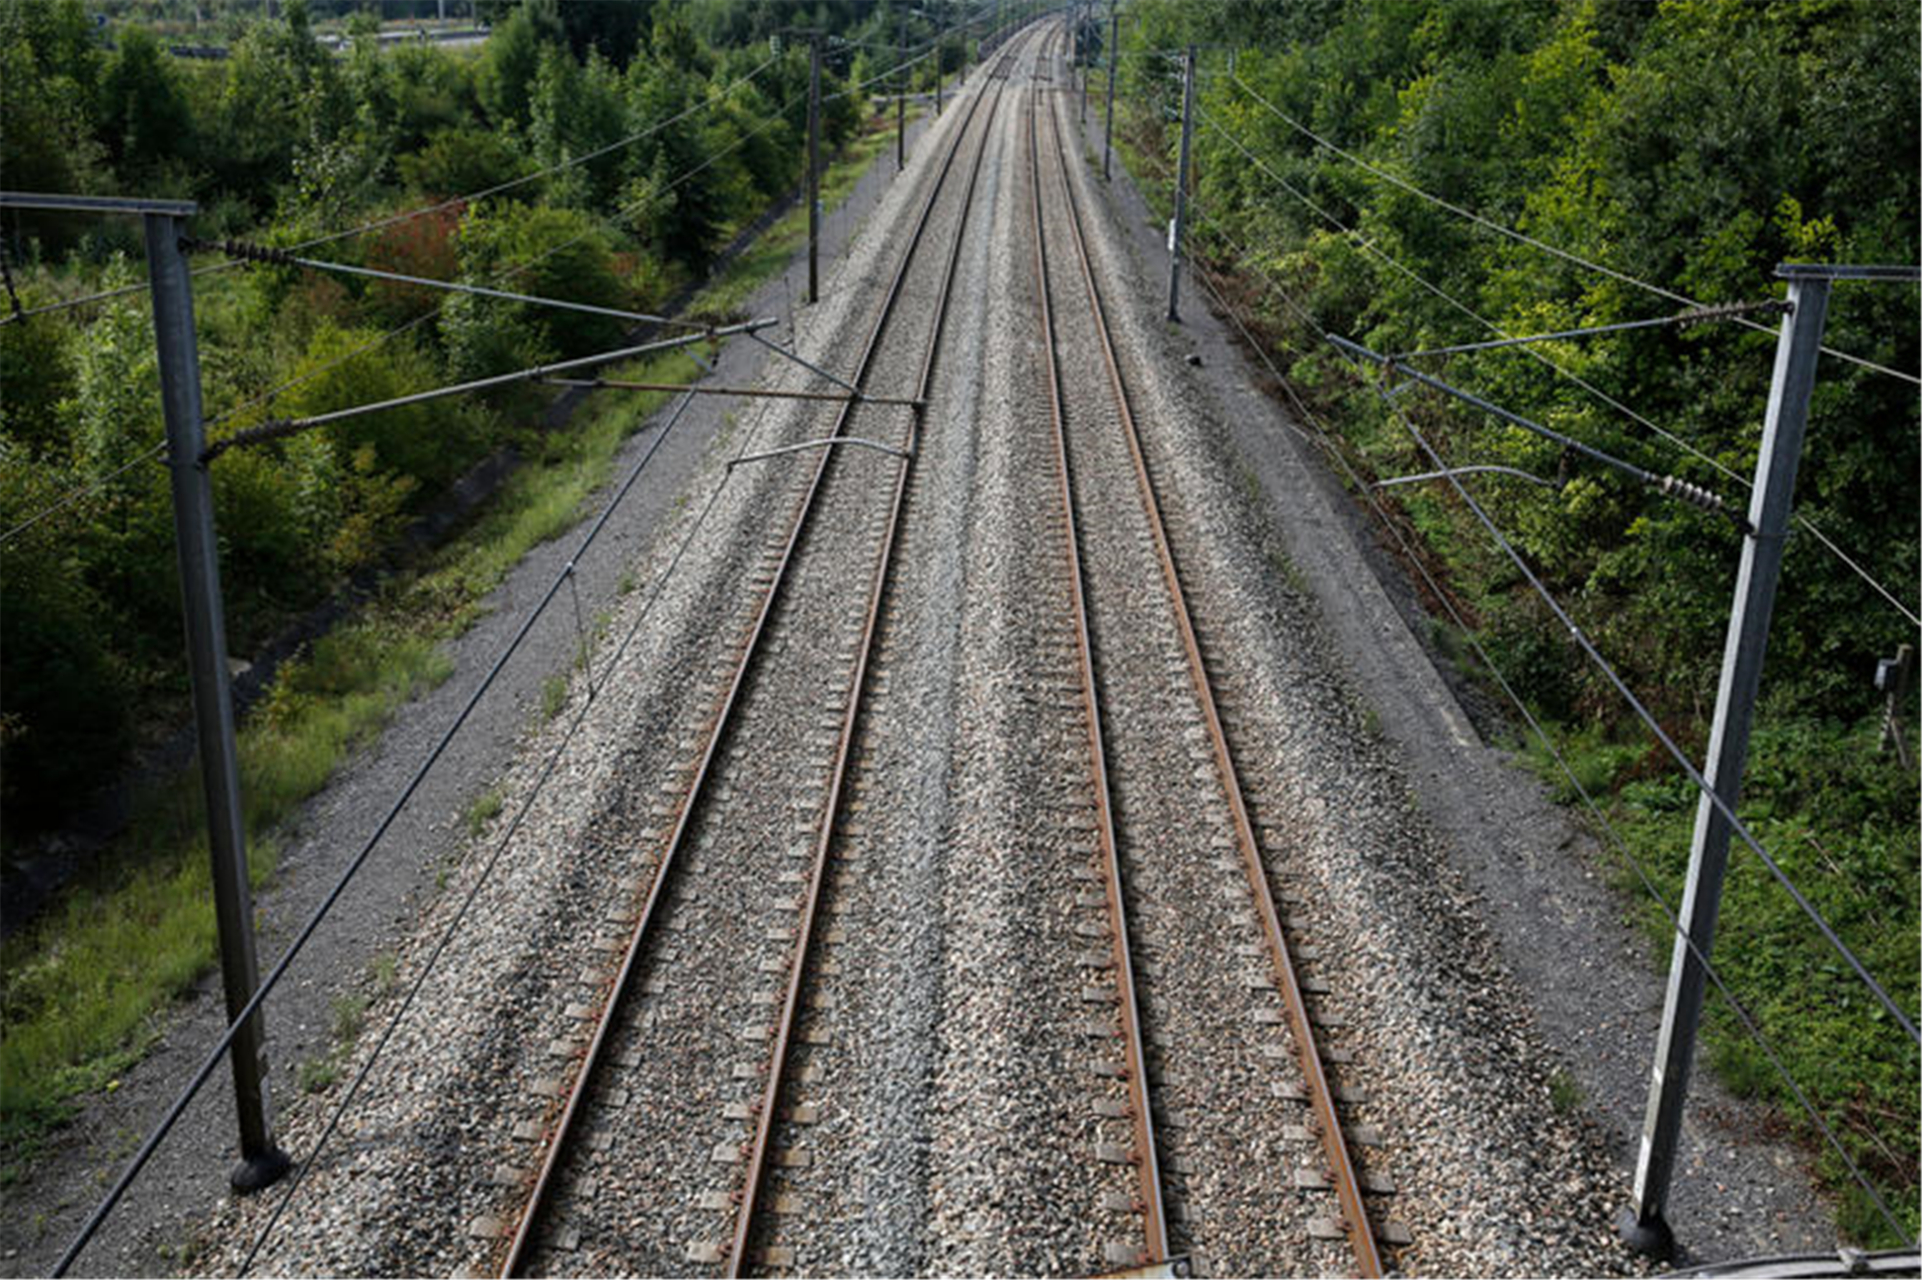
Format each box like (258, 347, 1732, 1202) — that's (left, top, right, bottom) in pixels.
(897, 10, 907, 172)
(145, 210, 290, 1194)
(806, 32, 821, 304)
(1079, 2, 1089, 123)
(1623, 267, 1833, 1256)
(1102, 0, 1116, 179)
(1165, 44, 1195, 321)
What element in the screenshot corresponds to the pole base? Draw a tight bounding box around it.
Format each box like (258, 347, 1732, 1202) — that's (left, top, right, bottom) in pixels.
(230, 1146, 292, 1194)
(1618, 1207, 1675, 1259)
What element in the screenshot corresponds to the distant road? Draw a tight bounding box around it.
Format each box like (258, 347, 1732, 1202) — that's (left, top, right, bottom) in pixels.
(167, 27, 488, 60)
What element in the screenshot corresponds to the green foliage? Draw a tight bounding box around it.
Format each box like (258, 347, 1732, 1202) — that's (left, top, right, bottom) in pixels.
(0, 284, 76, 459)
(208, 0, 348, 203)
(0, 1, 108, 247)
(93, 26, 195, 187)
(1118, 0, 1917, 1242)
(454, 202, 624, 358)
(1129, 0, 1918, 732)
(398, 126, 532, 199)
(476, 0, 562, 129)
(1608, 719, 1919, 1244)
(0, 0, 916, 1161)
(0, 443, 133, 830)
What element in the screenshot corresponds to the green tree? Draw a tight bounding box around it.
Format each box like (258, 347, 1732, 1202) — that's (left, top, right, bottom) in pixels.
(0, 0, 109, 247)
(94, 25, 195, 185)
(477, 0, 563, 129)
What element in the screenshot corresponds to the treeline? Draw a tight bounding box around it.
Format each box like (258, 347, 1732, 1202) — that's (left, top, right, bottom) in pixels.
(1115, 0, 1917, 730)
(1105, 0, 1917, 1240)
(0, 0, 948, 836)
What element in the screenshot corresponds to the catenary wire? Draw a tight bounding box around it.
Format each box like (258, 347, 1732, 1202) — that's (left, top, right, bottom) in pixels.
(0, 442, 168, 548)
(1222, 72, 1921, 388)
(0, 277, 150, 327)
(209, 248, 701, 331)
(1188, 257, 1916, 1242)
(1189, 109, 1922, 631)
(236, 366, 748, 1271)
(0, 50, 786, 329)
(1172, 183, 1918, 1041)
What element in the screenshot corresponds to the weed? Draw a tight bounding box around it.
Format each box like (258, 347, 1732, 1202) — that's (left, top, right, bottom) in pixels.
(465, 788, 504, 838)
(296, 1057, 339, 1094)
(541, 674, 570, 722)
(330, 992, 368, 1045)
(1237, 461, 1261, 503)
(1265, 546, 1307, 597)
(369, 952, 399, 999)
(1548, 1067, 1582, 1114)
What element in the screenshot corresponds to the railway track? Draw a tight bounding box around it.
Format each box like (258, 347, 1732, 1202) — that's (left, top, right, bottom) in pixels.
(490, 35, 1035, 1278)
(1022, 30, 1390, 1277)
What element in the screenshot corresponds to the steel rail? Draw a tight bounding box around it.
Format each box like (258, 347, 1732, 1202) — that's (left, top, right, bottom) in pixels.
(724, 47, 1022, 1279)
(495, 46, 1010, 1280)
(543, 376, 927, 408)
(1042, 84, 1385, 1277)
(1027, 67, 1172, 1269)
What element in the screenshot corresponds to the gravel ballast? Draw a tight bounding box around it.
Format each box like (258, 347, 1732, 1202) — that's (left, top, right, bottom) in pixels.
(39, 20, 1836, 1280)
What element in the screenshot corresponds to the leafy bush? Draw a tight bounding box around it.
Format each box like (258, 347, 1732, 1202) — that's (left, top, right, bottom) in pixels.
(0, 469, 133, 830)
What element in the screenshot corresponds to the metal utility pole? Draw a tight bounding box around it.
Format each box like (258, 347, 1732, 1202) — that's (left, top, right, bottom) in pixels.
(896, 12, 907, 172)
(934, 10, 944, 115)
(1165, 44, 1195, 322)
(0, 190, 291, 1193)
(1624, 264, 1835, 1256)
(1067, 2, 1076, 89)
(806, 32, 821, 304)
(1079, 2, 1089, 124)
(145, 206, 289, 1194)
(1103, 0, 1117, 180)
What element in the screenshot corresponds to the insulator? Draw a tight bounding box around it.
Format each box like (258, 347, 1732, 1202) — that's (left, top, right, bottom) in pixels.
(1657, 474, 1725, 513)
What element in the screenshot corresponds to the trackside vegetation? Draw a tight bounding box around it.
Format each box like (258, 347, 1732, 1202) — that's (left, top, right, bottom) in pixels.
(1104, 0, 1917, 1245)
(0, 0, 970, 1171)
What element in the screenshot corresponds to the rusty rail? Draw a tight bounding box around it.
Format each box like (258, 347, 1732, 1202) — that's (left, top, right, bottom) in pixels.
(723, 42, 1019, 1280)
(1039, 53, 1385, 1280)
(1026, 67, 1172, 1270)
(497, 49, 1015, 1280)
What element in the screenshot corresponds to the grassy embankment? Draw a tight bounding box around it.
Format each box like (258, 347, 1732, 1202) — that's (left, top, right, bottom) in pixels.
(0, 105, 916, 1181)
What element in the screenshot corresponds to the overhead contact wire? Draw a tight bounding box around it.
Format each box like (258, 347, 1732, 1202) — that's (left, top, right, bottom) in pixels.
(1188, 256, 1915, 1243)
(1181, 119, 1921, 629)
(1223, 72, 1921, 387)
